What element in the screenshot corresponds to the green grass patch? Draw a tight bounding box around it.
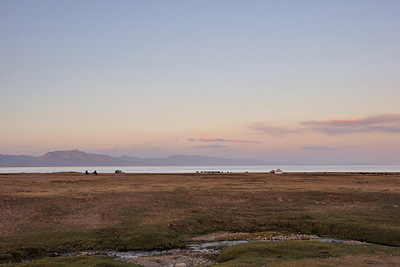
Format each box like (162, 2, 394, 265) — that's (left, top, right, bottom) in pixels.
(0, 224, 183, 263)
(216, 240, 400, 266)
(159, 190, 400, 246)
(2, 255, 136, 267)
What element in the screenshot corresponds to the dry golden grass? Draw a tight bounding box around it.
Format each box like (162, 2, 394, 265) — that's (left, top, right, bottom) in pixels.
(0, 172, 399, 237)
(1, 172, 399, 196)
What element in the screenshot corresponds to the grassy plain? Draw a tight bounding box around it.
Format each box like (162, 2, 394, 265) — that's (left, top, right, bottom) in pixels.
(0, 171, 399, 266)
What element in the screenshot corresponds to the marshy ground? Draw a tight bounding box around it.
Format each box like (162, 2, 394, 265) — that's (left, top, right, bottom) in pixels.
(0, 172, 399, 266)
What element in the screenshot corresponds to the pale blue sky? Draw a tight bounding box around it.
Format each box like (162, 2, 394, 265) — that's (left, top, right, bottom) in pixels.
(1, 1, 400, 163)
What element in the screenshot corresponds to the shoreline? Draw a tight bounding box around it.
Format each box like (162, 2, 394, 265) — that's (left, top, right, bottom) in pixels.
(1, 164, 400, 174)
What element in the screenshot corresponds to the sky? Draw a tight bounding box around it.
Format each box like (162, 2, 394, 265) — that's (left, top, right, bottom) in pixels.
(1, 0, 400, 164)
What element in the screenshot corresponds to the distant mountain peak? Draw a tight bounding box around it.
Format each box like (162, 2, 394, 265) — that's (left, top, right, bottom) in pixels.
(24, 149, 125, 167)
(1, 150, 275, 167)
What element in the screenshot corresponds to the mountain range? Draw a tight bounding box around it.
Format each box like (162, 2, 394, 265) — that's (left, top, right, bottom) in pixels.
(0, 149, 278, 167)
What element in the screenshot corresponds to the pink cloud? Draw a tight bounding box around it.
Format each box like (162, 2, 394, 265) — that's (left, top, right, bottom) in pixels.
(249, 114, 400, 136)
(230, 139, 256, 143)
(189, 137, 261, 143)
(199, 137, 228, 142)
(301, 146, 336, 151)
(300, 114, 400, 134)
(188, 145, 230, 149)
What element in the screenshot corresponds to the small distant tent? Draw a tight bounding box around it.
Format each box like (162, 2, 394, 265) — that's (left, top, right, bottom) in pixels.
(275, 168, 283, 174)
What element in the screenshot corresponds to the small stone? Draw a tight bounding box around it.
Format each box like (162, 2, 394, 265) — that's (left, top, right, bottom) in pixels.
(393, 205, 399, 208)
(175, 263, 187, 267)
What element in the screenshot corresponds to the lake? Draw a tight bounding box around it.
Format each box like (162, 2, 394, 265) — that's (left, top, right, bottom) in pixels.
(1, 165, 400, 173)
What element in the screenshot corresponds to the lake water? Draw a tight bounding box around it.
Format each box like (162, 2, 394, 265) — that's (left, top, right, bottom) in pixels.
(1, 165, 400, 173)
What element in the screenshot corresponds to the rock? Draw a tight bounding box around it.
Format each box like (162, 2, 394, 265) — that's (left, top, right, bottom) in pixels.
(175, 263, 187, 267)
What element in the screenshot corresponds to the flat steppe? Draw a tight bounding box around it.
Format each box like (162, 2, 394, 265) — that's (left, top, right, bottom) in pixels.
(0, 172, 399, 266)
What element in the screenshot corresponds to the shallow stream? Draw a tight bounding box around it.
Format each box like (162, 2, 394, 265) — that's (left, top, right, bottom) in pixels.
(61, 236, 361, 260)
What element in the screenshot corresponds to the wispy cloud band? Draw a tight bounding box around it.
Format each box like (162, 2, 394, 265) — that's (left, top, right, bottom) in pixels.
(249, 114, 400, 135)
(188, 145, 230, 149)
(301, 146, 336, 151)
(300, 114, 400, 135)
(188, 137, 261, 143)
